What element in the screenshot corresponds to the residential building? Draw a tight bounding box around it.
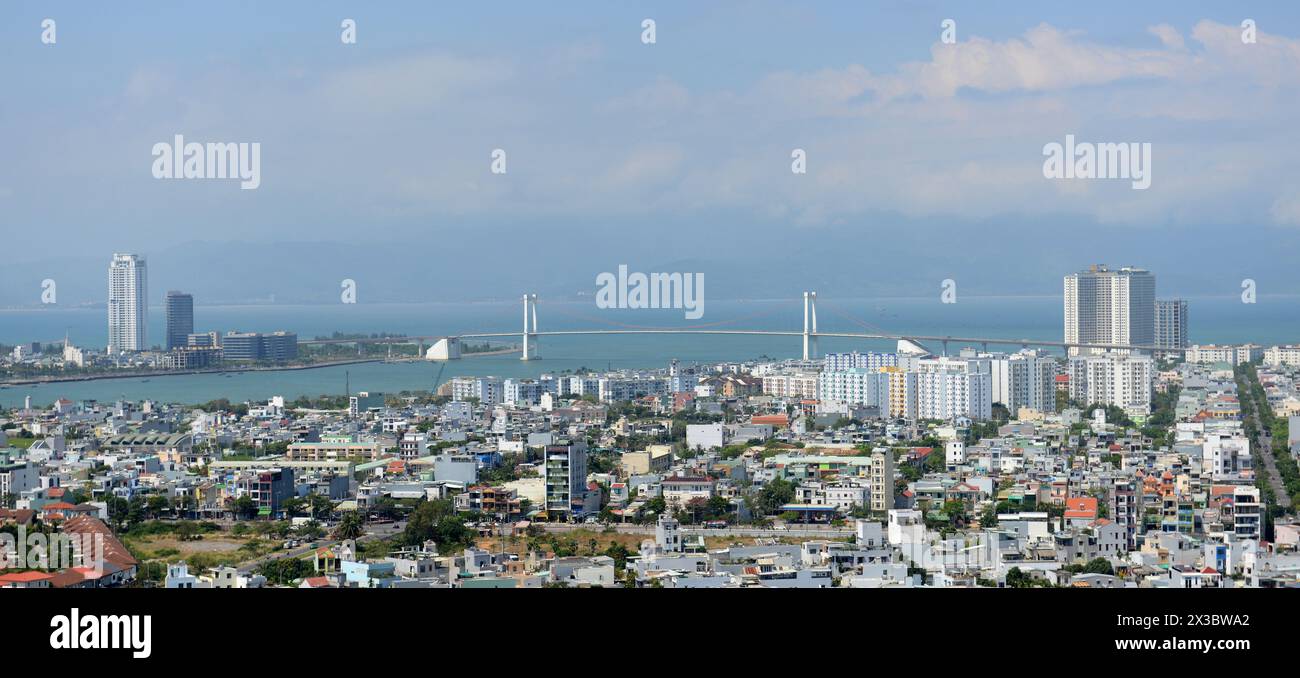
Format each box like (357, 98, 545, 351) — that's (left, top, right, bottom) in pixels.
(915, 355, 992, 421)
(1068, 353, 1154, 413)
(662, 476, 715, 509)
(1154, 299, 1188, 357)
(988, 350, 1058, 414)
(108, 253, 148, 353)
(818, 367, 889, 408)
(1064, 264, 1155, 355)
(543, 441, 589, 519)
(1233, 486, 1262, 541)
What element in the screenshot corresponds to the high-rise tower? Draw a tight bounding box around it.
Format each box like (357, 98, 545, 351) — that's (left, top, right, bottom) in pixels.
(1064, 264, 1154, 355)
(165, 290, 194, 350)
(108, 253, 148, 352)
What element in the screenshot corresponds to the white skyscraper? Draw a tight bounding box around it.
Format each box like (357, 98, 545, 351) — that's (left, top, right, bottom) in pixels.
(1064, 265, 1155, 355)
(108, 253, 148, 353)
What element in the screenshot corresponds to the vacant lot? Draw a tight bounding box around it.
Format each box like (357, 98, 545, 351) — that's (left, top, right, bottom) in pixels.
(125, 532, 278, 569)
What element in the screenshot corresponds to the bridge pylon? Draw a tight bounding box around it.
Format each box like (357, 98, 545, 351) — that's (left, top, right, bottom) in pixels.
(521, 294, 540, 360)
(802, 291, 819, 361)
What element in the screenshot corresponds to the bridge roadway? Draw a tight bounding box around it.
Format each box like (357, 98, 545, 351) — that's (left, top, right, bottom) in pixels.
(299, 328, 1182, 354)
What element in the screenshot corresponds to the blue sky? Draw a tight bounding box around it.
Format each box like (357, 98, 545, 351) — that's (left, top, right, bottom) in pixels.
(3, 2, 1300, 303)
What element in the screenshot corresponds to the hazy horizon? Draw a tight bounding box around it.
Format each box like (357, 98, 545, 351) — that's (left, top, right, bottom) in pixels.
(5, 2, 1300, 306)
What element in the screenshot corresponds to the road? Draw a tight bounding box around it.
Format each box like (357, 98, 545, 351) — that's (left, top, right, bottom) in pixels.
(1254, 429, 1292, 510)
(537, 523, 853, 539)
(1240, 372, 1292, 510)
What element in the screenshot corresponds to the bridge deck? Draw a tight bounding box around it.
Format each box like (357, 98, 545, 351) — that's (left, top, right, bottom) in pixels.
(299, 329, 1182, 353)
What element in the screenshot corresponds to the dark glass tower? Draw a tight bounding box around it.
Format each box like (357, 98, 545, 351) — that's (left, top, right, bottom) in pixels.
(164, 291, 194, 350)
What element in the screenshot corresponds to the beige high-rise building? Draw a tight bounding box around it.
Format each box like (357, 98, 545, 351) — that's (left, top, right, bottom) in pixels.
(1064, 264, 1154, 355)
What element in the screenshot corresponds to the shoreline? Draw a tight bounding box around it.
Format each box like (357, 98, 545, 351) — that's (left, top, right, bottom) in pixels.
(0, 347, 520, 388)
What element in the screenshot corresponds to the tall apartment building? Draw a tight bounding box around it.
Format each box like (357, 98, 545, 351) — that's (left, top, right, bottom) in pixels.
(503, 378, 542, 406)
(451, 376, 503, 405)
(1186, 344, 1262, 366)
(761, 372, 820, 399)
(543, 441, 590, 519)
(597, 374, 668, 403)
(1068, 353, 1154, 413)
(108, 253, 148, 353)
(164, 291, 194, 350)
(885, 368, 918, 419)
(818, 368, 890, 408)
(1064, 265, 1155, 355)
(988, 350, 1059, 415)
(1264, 345, 1300, 367)
(823, 351, 897, 372)
(914, 356, 992, 421)
(1153, 299, 1188, 357)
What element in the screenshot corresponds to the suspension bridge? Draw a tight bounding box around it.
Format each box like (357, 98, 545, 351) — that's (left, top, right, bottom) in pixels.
(297, 292, 1182, 360)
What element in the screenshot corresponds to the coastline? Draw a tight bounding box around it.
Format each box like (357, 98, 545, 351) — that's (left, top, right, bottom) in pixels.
(0, 347, 520, 388)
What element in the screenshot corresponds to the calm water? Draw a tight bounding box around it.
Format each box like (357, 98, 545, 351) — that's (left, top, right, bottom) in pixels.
(2, 295, 1297, 407)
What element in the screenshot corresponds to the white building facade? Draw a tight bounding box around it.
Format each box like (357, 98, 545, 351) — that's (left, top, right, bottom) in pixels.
(108, 253, 148, 353)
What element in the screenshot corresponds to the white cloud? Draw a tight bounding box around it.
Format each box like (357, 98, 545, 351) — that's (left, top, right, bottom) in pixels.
(9, 20, 1300, 244)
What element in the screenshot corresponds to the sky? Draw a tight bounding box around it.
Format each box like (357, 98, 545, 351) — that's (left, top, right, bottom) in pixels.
(2, 1, 1300, 305)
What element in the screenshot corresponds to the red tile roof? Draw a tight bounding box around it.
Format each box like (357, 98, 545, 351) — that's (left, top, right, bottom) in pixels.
(1064, 496, 1099, 519)
(0, 571, 55, 583)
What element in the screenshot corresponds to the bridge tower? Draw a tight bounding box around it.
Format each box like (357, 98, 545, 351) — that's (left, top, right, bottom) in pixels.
(521, 294, 540, 360)
(802, 291, 819, 361)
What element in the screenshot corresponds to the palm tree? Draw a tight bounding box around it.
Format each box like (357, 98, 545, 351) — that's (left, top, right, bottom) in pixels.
(333, 513, 364, 541)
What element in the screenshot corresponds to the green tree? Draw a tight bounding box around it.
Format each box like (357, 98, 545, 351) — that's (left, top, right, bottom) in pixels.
(258, 557, 313, 586)
(232, 496, 259, 520)
(402, 499, 473, 551)
(308, 493, 335, 520)
(296, 520, 324, 540)
(755, 478, 796, 516)
(334, 512, 364, 541)
(146, 494, 171, 519)
(1005, 567, 1034, 588)
(1083, 557, 1114, 575)
(281, 496, 306, 518)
